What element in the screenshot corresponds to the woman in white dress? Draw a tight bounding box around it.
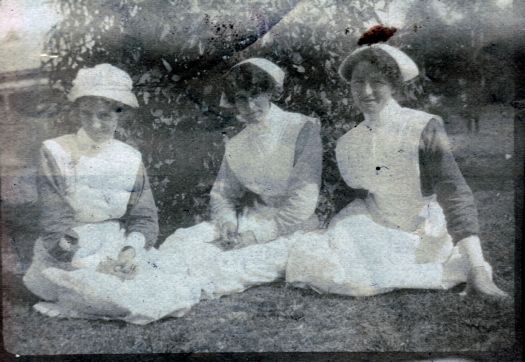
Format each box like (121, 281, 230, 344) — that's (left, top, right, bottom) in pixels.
(286, 33, 508, 299)
(209, 57, 322, 247)
(22, 64, 166, 320)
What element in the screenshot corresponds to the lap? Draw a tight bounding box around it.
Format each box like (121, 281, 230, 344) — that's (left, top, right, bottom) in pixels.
(287, 206, 454, 295)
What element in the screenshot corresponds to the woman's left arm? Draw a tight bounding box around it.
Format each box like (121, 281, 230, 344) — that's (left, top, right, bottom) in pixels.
(419, 118, 479, 243)
(122, 162, 159, 249)
(419, 118, 507, 298)
(274, 120, 323, 234)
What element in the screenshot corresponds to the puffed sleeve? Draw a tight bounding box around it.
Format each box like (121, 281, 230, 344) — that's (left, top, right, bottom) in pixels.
(122, 162, 159, 249)
(274, 120, 322, 234)
(419, 118, 480, 242)
(209, 157, 245, 228)
(37, 145, 78, 262)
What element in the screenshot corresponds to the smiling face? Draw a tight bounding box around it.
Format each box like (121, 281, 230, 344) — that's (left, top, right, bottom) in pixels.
(233, 89, 272, 124)
(76, 97, 125, 143)
(350, 61, 394, 115)
(226, 65, 275, 125)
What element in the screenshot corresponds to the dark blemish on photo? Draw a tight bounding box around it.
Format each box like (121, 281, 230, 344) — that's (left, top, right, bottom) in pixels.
(357, 25, 397, 46)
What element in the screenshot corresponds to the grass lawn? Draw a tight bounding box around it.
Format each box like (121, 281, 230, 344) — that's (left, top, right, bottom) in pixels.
(1, 105, 518, 355)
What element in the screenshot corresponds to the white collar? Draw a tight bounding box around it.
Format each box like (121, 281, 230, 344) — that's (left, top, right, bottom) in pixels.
(230, 103, 291, 155)
(243, 103, 287, 139)
(363, 98, 403, 127)
(244, 103, 281, 132)
(76, 128, 113, 153)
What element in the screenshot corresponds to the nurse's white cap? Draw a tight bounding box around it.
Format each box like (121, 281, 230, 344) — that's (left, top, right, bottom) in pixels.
(232, 58, 285, 88)
(339, 43, 419, 83)
(220, 58, 285, 108)
(68, 63, 139, 108)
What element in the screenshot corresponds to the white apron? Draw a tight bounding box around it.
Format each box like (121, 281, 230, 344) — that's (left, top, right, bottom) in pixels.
(334, 101, 453, 261)
(24, 129, 142, 302)
(42, 130, 142, 224)
(224, 104, 318, 239)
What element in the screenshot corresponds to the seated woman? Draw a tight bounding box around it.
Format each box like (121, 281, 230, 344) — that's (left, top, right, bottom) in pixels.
(159, 57, 323, 311)
(23, 64, 159, 317)
(286, 30, 507, 299)
(209, 57, 322, 247)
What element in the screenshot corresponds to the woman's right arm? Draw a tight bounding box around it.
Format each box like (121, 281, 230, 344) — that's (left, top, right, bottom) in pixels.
(209, 157, 244, 235)
(38, 145, 78, 262)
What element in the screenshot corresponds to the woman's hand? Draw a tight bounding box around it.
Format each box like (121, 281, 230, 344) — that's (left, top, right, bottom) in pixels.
(114, 246, 138, 279)
(58, 229, 80, 252)
(52, 233, 80, 263)
(58, 237, 74, 251)
(112, 262, 138, 280)
(98, 259, 137, 280)
(216, 230, 257, 250)
(458, 235, 508, 300)
(215, 221, 240, 250)
(96, 246, 138, 280)
(218, 221, 238, 241)
(465, 266, 508, 299)
(236, 230, 257, 248)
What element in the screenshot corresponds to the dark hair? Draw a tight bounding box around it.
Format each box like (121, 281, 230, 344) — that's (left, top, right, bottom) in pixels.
(341, 48, 402, 90)
(223, 63, 283, 105)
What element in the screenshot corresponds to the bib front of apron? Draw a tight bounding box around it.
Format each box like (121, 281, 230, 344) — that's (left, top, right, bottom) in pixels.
(225, 104, 306, 198)
(43, 131, 142, 224)
(336, 101, 449, 241)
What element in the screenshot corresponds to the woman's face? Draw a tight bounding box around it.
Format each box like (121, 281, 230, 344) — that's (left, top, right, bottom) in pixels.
(77, 97, 123, 143)
(350, 61, 394, 115)
(233, 89, 272, 124)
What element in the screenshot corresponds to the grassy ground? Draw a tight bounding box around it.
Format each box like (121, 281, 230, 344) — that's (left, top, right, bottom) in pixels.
(1, 105, 518, 354)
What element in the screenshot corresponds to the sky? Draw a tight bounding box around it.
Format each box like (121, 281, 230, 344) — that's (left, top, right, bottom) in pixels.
(0, 0, 61, 73)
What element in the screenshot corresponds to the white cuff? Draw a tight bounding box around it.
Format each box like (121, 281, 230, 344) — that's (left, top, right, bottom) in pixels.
(126, 232, 146, 250)
(457, 235, 485, 268)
